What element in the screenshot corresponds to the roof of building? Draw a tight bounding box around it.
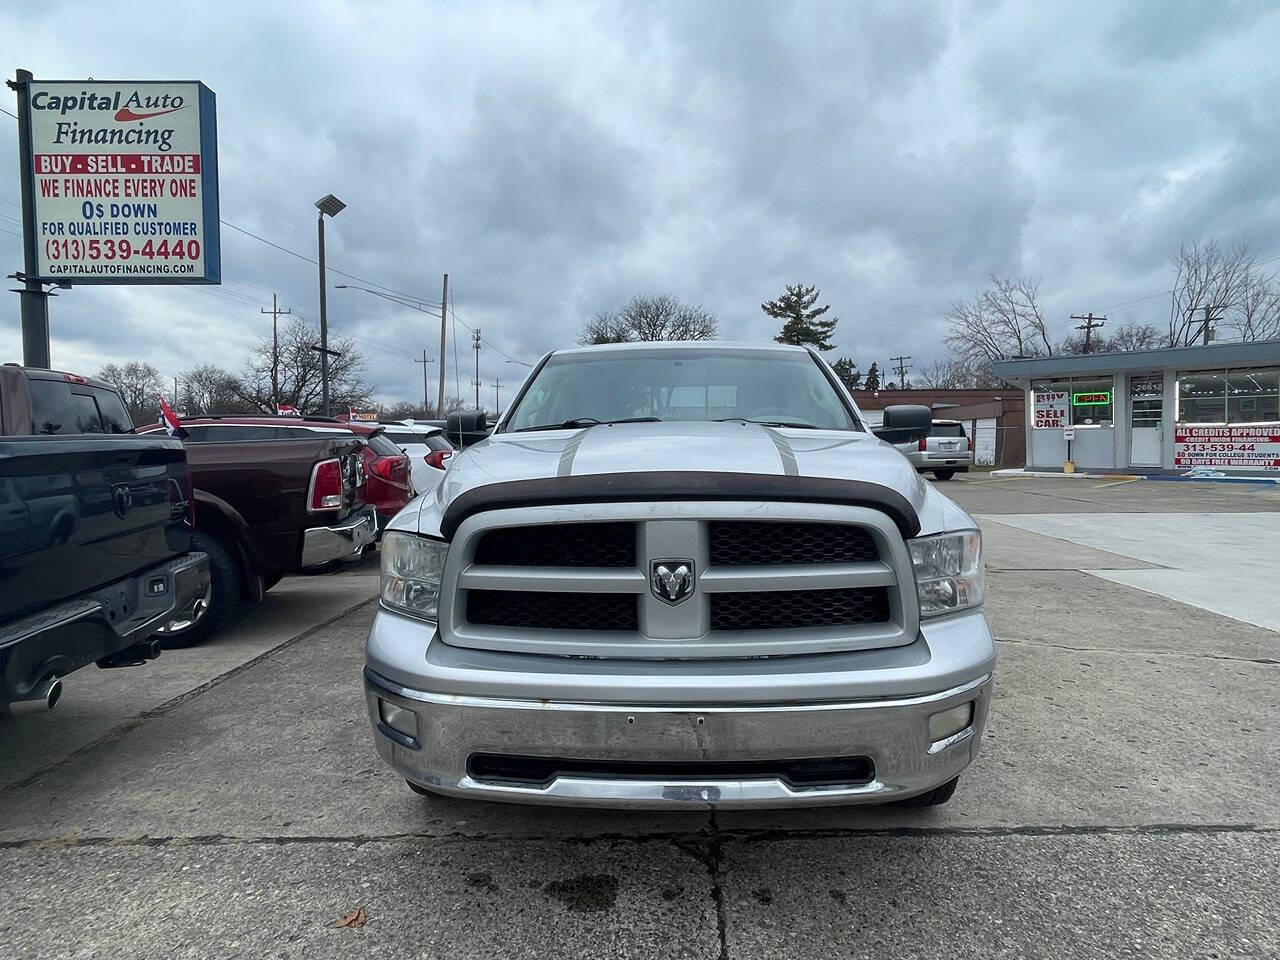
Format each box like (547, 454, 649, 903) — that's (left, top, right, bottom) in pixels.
(992, 339, 1280, 380)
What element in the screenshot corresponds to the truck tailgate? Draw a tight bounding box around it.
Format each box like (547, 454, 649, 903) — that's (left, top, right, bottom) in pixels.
(0, 434, 192, 624)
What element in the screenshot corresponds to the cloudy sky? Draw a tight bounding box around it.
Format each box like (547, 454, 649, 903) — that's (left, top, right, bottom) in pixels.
(3, 0, 1279, 406)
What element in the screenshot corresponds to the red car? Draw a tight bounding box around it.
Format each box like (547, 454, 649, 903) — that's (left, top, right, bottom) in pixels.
(342, 422, 414, 526)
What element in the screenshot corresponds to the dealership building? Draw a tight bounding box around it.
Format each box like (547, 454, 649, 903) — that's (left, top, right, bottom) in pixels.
(992, 340, 1280, 474)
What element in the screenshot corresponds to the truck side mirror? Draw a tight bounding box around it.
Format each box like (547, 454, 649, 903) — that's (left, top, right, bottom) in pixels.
(446, 410, 489, 449)
(873, 404, 932, 445)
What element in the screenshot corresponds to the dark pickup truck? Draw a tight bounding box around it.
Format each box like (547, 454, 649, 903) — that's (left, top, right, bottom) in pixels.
(138, 417, 377, 646)
(0, 365, 209, 714)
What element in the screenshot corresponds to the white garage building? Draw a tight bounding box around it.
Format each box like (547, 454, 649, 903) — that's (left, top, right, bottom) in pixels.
(993, 340, 1280, 474)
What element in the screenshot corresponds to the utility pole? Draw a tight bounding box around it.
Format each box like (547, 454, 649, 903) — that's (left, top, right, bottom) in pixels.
(437, 274, 449, 417)
(1070, 312, 1107, 353)
(414, 350, 434, 415)
(472, 328, 482, 410)
(1191, 305, 1226, 346)
(890, 355, 911, 389)
(492, 378, 502, 412)
(261, 293, 292, 408)
(174, 376, 179, 406)
(317, 215, 329, 415)
(8, 68, 52, 368)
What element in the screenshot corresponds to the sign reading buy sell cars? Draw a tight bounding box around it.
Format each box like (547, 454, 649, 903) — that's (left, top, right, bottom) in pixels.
(22, 80, 219, 283)
(1174, 426, 1280, 471)
(1032, 389, 1068, 429)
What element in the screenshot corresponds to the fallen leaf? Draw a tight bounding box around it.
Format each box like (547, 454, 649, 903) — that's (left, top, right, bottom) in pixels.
(334, 907, 367, 928)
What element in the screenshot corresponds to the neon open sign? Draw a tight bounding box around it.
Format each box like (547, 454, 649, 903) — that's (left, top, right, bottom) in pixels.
(1073, 391, 1111, 405)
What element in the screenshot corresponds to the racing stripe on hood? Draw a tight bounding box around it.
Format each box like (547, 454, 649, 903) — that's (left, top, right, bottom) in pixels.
(764, 427, 799, 476)
(557, 428, 590, 476)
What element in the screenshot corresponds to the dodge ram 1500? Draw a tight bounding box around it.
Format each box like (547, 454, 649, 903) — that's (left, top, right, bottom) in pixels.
(364, 341, 994, 808)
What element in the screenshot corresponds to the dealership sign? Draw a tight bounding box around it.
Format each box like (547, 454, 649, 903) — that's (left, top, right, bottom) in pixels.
(1033, 389, 1068, 429)
(21, 80, 219, 283)
(1174, 426, 1280, 471)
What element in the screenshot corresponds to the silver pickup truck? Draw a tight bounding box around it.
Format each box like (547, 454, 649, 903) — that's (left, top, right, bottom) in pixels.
(364, 342, 994, 809)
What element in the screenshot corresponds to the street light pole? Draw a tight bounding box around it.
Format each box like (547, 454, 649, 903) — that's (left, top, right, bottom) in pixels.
(438, 273, 448, 416)
(315, 194, 346, 416)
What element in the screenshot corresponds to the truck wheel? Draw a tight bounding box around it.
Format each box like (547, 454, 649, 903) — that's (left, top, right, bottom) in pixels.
(932, 470, 956, 481)
(894, 776, 959, 807)
(156, 532, 243, 648)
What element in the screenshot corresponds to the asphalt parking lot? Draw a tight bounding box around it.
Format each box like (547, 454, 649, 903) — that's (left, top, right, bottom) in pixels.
(2, 476, 1278, 959)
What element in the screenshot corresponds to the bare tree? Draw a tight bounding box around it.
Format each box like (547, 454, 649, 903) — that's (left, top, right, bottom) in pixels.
(179, 364, 251, 415)
(578, 310, 631, 345)
(96, 361, 164, 424)
(944, 275, 1052, 369)
(1167, 239, 1258, 346)
(1107, 322, 1163, 353)
(578, 294, 718, 344)
(915, 356, 975, 389)
(233, 315, 373, 415)
(1232, 270, 1280, 342)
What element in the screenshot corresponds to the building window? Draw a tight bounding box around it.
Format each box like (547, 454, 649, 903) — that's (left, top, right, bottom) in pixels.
(1177, 367, 1279, 425)
(1070, 377, 1113, 427)
(1227, 368, 1280, 424)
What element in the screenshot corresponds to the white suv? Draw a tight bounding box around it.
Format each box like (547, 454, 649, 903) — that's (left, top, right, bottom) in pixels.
(896, 420, 972, 481)
(378, 421, 455, 493)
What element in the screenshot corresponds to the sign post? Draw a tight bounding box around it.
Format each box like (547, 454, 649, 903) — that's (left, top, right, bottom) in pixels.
(9, 73, 220, 364)
(7, 69, 51, 367)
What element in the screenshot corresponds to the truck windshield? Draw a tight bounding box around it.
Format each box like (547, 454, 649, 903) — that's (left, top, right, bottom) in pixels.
(505, 347, 860, 432)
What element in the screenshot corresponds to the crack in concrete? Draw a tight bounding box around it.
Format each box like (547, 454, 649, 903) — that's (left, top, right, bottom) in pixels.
(3, 820, 1276, 852)
(669, 812, 729, 960)
(1, 596, 379, 796)
(995, 635, 1280, 665)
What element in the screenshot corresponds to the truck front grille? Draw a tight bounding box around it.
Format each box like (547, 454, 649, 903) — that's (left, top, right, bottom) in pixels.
(467, 590, 638, 632)
(446, 506, 916, 659)
(474, 522, 636, 567)
(710, 587, 890, 631)
(709, 521, 878, 565)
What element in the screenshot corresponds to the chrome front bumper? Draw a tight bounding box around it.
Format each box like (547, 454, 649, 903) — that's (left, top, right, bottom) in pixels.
(301, 507, 377, 568)
(363, 664, 992, 809)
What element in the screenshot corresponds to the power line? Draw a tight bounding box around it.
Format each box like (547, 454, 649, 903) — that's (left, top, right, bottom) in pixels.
(218, 219, 442, 304)
(0, 105, 16, 120)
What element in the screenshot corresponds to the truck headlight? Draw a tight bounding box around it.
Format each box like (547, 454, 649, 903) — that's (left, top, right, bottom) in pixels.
(908, 529, 983, 617)
(380, 531, 447, 621)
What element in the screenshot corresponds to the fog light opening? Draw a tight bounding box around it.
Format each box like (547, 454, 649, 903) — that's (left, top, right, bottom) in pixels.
(928, 701, 974, 744)
(378, 698, 419, 740)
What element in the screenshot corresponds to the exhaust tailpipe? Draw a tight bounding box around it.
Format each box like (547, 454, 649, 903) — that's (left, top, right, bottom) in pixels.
(6, 677, 63, 715)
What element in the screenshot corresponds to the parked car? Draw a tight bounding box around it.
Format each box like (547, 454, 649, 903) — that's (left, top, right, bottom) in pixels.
(364, 341, 994, 809)
(896, 419, 972, 480)
(137, 415, 377, 645)
(343, 423, 414, 527)
(0, 365, 209, 714)
(376, 421, 455, 493)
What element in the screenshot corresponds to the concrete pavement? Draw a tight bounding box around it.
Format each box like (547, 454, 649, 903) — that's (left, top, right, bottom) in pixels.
(0, 476, 1276, 958)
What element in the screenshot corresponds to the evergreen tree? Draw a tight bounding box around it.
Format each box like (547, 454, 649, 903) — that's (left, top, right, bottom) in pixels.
(830, 356, 861, 391)
(864, 362, 881, 391)
(763, 284, 839, 350)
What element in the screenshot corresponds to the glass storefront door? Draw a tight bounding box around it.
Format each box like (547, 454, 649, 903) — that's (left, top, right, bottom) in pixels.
(1129, 373, 1163, 466)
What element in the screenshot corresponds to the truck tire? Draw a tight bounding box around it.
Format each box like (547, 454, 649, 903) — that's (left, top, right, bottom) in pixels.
(156, 532, 243, 648)
(932, 469, 956, 481)
(894, 776, 959, 807)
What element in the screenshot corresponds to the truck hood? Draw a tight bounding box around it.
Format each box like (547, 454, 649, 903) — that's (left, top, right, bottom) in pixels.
(400, 421, 970, 538)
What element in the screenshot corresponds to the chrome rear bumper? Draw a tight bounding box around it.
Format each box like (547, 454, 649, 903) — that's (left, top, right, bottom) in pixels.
(364, 667, 991, 809)
(301, 507, 377, 568)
